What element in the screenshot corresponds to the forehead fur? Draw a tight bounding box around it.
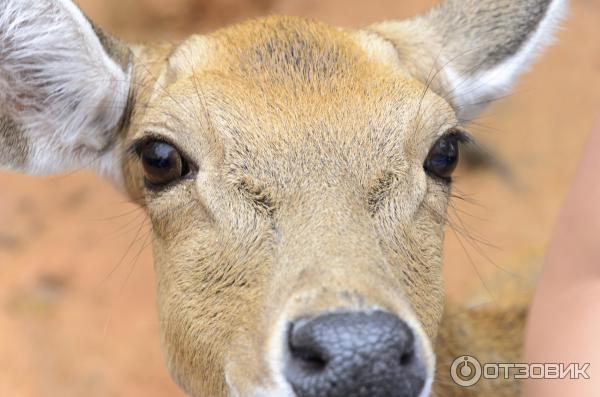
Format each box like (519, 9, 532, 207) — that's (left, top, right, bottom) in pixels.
(143, 16, 455, 186)
(171, 17, 399, 86)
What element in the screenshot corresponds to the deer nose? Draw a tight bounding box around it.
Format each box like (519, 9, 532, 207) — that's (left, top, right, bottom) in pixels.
(285, 311, 427, 397)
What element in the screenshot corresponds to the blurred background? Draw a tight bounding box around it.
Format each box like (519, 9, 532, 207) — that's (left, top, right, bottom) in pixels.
(0, 0, 599, 396)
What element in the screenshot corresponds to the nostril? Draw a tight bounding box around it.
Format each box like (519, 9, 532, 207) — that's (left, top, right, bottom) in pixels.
(288, 328, 328, 374)
(400, 349, 415, 366)
(289, 345, 328, 373)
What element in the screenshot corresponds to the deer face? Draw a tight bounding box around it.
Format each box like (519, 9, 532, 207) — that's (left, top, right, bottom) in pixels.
(127, 19, 458, 396)
(0, 1, 566, 396)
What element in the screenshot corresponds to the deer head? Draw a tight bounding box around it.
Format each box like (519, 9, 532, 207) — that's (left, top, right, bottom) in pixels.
(0, 0, 566, 396)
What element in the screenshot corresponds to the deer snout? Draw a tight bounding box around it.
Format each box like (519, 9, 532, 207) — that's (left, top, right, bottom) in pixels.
(284, 311, 427, 397)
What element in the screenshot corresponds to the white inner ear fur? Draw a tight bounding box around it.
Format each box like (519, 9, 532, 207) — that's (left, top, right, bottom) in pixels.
(442, 0, 568, 122)
(0, 0, 130, 183)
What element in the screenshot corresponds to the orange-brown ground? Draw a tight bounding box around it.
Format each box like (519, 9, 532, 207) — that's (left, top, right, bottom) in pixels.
(1, 1, 599, 396)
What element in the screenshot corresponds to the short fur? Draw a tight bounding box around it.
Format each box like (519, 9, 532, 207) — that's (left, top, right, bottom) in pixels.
(0, 1, 567, 396)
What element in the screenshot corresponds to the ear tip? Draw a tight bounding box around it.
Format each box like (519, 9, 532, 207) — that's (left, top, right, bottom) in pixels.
(433, 0, 570, 121)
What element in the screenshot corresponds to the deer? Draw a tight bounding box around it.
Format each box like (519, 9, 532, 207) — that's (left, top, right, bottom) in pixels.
(0, 0, 567, 396)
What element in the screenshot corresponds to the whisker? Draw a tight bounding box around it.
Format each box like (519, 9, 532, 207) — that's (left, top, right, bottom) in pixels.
(99, 216, 148, 286)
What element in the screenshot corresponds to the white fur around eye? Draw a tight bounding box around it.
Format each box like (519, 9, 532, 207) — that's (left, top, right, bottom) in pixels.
(0, 0, 131, 184)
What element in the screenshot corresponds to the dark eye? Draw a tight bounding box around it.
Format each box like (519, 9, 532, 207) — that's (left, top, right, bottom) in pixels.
(424, 134, 460, 181)
(137, 140, 190, 187)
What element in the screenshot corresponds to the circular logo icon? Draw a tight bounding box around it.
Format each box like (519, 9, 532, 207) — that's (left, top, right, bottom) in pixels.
(450, 355, 482, 387)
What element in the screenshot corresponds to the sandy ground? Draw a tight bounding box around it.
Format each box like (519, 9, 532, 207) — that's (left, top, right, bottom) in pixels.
(1, 0, 599, 396)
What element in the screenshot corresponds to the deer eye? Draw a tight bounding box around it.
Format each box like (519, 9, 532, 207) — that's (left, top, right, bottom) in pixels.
(424, 133, 460, 181)
(137, 140, 190, 188)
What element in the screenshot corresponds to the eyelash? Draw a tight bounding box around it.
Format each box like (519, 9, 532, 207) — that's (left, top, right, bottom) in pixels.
(443, 129, 472, 145)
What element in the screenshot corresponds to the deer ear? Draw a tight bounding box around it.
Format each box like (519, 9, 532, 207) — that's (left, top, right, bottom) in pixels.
(371, 0, 568, 122)
(0, 0, 132, 184)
